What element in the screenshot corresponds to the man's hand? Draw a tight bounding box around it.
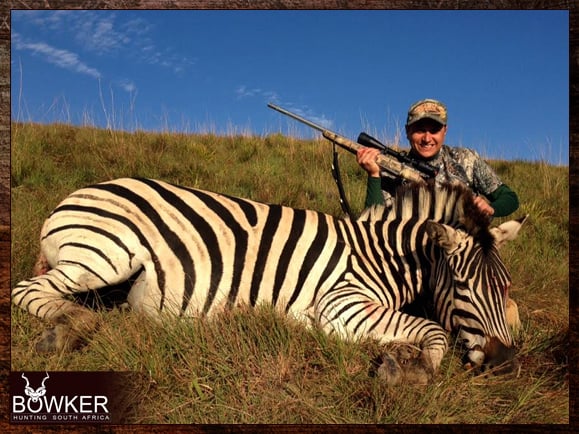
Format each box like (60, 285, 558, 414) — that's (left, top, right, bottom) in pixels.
(356, 147, 382, 178)
(473, 195, 495, 217)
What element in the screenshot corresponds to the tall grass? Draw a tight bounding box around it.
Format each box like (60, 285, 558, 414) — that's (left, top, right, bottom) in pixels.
(10, 122, 568, 424)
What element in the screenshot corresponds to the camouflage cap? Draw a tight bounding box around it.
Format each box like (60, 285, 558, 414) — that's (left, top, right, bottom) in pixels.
(406, 99, 448, 126)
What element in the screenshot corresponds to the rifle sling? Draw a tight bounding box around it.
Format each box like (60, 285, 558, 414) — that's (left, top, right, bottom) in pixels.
(331, 141, 353, 218)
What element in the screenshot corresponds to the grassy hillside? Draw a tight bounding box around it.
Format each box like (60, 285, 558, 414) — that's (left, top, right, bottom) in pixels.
(10, 122, 568, 424)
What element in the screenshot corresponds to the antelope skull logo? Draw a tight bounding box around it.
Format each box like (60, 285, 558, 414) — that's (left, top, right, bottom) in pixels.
(21, 373, 49, 402)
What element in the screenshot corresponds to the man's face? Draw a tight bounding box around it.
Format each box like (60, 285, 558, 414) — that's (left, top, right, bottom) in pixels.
(406, 119, 447, 159)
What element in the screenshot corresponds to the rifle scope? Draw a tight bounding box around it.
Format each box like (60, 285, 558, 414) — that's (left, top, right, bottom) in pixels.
(357, 132, 438, 179)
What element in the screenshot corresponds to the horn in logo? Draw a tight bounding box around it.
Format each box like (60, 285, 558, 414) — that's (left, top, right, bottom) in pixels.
(21, 372, 49, 402)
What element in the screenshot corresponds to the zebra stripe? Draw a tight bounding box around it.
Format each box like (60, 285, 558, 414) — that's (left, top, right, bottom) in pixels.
(12, 177, 525, 375)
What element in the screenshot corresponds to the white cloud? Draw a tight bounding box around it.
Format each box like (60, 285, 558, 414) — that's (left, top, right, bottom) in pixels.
(17, 10, 74, 30)
(286, 105, 333, 130)
(236, 85, 333, 130)
(16, 11, 129, 55)
(75, 13, 129, 54)
(12, 33, 101, 79)
(236, 85, 279, 102)
(236, 86, 258, 98)
(14, 11, 195, 75)
(118, 79, 137, 93)
(122, 17, 153, 37)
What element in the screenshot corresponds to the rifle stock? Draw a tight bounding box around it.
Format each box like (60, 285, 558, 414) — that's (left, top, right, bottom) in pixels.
(268, 103, 426, 183)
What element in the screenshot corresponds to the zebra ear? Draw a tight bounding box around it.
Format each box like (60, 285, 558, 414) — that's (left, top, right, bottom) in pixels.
(490, 215, 528, 249)
(424, 220, 460, 251)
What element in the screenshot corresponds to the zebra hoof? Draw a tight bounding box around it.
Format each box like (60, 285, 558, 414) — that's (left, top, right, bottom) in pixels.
(402, 359, 434, 385)
(35, 310, 97, 353)
(36, 317, 94, 354)
(377, 352, 404, 385)
(35, 327, 58, 353)
(35, 323, 80, 353)
(377, 345, 433, 386)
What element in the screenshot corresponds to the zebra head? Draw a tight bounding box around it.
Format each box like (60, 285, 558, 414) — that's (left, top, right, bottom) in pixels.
(425, 215, 528, 374)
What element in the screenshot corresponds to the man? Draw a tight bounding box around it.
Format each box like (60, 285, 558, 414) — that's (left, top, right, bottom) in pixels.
(356, 99, 519, 217)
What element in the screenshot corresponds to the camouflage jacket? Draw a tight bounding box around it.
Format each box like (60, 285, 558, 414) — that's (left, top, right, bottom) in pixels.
(423, 145, 502, 195)
(369, 145, 505, 208)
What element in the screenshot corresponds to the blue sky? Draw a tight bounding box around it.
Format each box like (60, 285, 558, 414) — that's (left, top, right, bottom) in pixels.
(11, 10, 569, 165)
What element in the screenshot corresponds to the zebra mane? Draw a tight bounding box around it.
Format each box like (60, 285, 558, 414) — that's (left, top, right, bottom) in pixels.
(357, 181, 495, 251)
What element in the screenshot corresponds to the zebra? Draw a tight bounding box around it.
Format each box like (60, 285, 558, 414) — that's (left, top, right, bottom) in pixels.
(12, 177, 526, 384)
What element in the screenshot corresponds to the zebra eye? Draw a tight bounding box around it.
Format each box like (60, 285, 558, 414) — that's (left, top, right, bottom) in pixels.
(454, 280, 471, 294)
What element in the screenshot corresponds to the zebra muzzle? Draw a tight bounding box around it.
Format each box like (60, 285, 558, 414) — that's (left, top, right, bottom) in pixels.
(464, 345, 485, 369)
(482, 337, 518, 375)
(464, 338, 518, 375)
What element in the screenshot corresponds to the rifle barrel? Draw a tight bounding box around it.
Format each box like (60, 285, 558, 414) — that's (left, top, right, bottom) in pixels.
(267, 102, 426, 184)
(267, 103, 326, 133)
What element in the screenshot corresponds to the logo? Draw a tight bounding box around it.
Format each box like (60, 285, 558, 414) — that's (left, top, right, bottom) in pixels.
(11, 371, 133, 424)
(22, 372, 50, 403)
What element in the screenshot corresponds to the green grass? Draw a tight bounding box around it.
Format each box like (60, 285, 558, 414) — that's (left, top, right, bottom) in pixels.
(10, 122, 568, 424)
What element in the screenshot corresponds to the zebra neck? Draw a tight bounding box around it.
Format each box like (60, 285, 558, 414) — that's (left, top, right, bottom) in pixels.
(346, 218, 434, 287)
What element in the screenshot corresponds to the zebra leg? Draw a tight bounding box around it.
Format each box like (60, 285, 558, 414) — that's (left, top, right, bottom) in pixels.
(314, 289, 448, 385)
(125, 268, 162, 316)
(12, 264, 111, 353)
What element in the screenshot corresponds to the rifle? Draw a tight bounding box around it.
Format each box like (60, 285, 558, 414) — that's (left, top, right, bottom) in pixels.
(267, 103, 436, 183)
(267, 103, 437, 216)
